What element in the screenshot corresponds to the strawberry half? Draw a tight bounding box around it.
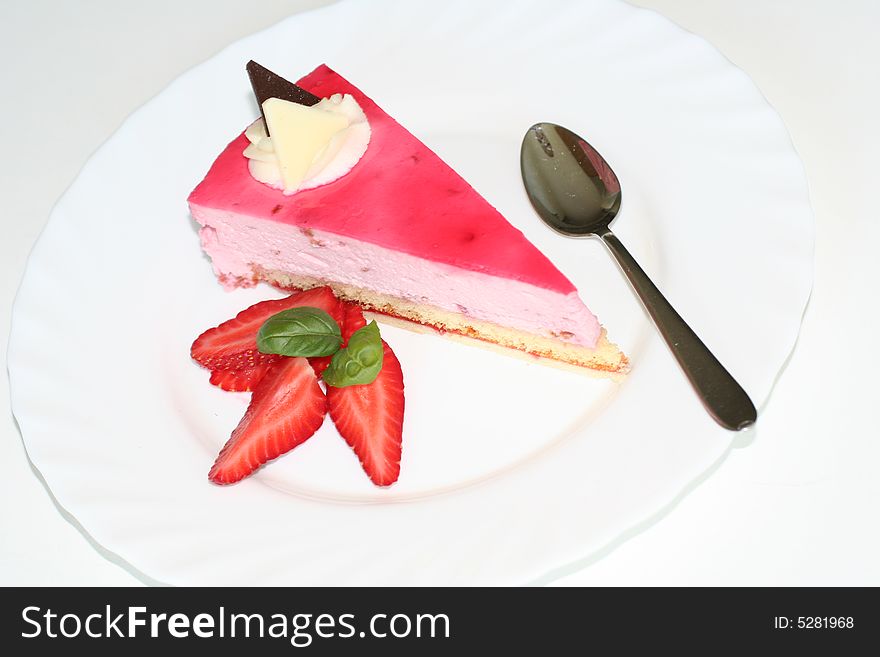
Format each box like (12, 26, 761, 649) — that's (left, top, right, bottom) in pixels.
(326, 340, 404, 486)
(309, 302, 368, 376)
(209, 356, 327, 485)
(192, 286, 343, 371)
(209, 364, 272, 392)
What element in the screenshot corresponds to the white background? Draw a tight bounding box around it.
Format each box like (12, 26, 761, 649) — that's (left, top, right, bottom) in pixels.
(1, 0, 878, 585)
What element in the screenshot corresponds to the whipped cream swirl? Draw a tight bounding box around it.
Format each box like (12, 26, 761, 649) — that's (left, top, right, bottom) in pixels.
(243, 93, 371, 194)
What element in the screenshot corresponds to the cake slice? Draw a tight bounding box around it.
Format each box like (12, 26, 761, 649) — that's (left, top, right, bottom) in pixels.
(188, 64, 627, 375)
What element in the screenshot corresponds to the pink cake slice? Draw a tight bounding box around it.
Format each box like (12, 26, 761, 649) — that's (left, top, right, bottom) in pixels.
(189, 65, 627, 374)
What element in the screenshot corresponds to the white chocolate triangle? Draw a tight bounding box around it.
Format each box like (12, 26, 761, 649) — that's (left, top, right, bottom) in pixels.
(262, 97, 349, 192)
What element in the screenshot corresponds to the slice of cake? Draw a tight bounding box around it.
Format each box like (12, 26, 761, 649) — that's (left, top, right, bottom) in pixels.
(188, 63, 627, 375)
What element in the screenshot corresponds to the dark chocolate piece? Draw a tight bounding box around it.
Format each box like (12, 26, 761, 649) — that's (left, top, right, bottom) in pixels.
(246, 60, 321, 136)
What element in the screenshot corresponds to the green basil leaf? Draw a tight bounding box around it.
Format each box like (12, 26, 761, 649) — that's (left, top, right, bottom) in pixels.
(256, 307, 342, 357)
(322, 321, 384, 388)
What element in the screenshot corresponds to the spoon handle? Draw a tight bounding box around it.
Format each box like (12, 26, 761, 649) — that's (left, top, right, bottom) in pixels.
(598, 228, 756, 430)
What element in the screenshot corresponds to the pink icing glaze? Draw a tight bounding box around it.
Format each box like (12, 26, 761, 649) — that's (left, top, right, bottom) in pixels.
(188, 64, 576, 294)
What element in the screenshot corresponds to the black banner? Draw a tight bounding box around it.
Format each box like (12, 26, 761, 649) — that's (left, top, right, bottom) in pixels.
(1, 587, 874, 653)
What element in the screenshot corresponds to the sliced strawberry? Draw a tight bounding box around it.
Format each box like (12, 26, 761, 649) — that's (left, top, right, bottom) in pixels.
(326, 341, 404, 486)
(341, 302, 368, 336)
(310, 358, 330, 377)
(192, 286, 343, 371)
(209, 357, 327, 485)
(209, 364, 272, 392)
(309, 302, 368, 376)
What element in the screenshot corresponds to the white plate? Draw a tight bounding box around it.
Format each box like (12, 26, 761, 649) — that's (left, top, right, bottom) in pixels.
(8, 0, 813, 585)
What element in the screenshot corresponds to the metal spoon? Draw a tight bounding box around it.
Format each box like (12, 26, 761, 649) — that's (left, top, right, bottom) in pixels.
(521, 122, 756, 431)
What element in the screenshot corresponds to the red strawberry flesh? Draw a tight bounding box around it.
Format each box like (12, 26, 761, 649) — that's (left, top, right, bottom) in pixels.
(192, 286, 343, 371)
(326, 341, 404, 486)
(209, 364, 272, 392)
(208, 356, 327, 485)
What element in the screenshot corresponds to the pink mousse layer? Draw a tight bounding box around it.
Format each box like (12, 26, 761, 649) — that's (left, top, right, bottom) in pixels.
(189, 64, 576, 294)
(188, 64, 600, 347)
(194, 206, 600, 347)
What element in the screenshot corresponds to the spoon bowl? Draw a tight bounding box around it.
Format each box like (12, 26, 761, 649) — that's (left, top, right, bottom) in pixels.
(521, 122, 756, 431)
(521, 123, 622, 236)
